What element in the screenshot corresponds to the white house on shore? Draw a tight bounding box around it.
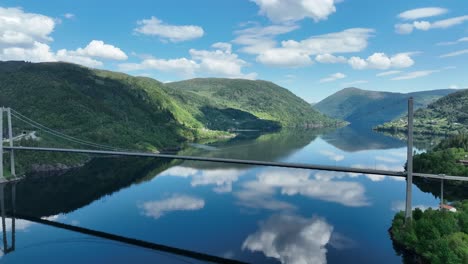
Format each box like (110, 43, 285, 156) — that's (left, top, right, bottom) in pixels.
(440, 204, 457, 213)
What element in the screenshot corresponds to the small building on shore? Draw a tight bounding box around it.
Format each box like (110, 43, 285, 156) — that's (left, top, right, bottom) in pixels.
(440, 204, 457, 213)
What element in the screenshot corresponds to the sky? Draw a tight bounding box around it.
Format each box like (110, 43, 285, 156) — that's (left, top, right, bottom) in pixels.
(0, 0, 467, 102)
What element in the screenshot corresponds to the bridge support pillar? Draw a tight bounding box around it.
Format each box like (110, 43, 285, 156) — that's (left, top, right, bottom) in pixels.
(11, 183, 16, 251)
(1, 107, 3, 181)
(405, 98, 414, 222)
(440, 177, 444, 206)
(0, 183, 17, 255)
(0, 184, 6, 251)
(6, 108, 14, 177)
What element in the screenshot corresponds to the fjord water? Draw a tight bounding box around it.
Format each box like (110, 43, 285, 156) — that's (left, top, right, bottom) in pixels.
(1, 127, 450, 263)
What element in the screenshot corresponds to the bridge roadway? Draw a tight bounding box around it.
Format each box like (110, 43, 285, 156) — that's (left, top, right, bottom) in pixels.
(5, 146, 405, 177)
(4, 146, 466, 181)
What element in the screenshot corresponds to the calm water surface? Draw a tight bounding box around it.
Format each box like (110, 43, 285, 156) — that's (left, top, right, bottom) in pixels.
(0, 127, 457, 263)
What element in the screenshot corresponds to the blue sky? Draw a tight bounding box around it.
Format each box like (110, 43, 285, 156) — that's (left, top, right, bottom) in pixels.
(1, 0, 467, 102)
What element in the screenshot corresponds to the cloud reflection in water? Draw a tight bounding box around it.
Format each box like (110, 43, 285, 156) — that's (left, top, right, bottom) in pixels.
(236, 169, 370, 208)
(243, 213, 332, 264)
(139, 195, 205, 219)
(160, 166, 246, 193)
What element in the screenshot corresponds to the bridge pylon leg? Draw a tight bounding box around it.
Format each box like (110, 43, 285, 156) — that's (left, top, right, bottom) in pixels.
(0, 184, 6, 251)
(11, 183, 16, 251)
(405, 98, 414, 222)
(7, 108, 14, 177)
(440, 177, 444, 206)
(1, 107, 4, 181)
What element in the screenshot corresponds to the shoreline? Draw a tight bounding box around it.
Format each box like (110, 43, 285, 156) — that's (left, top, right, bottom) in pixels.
(388, 226, 429, 264)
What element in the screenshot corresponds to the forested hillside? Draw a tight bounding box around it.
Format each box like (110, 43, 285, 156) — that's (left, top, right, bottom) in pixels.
(166, 78, 339, 128)
(391, 201, 468, 264)
(413, 134, 468, 176)
(0, 61, 214, 151)
(376, 89, 468, 135)
(0, 61, 339, 154)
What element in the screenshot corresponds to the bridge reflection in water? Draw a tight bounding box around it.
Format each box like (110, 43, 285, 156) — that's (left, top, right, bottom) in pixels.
(1, 105, 466, 263)
(0, 183, 16, 255)
(0, 182, 247, 264)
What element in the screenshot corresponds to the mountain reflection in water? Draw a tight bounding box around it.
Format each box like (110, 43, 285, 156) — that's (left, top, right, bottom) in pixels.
(0, 127, 446, 263)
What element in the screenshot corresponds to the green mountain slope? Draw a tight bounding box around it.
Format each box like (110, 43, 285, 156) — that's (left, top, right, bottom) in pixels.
(0, 61, 221, 152)
(314, 87, 456, 127)
(165, 78, 339, 128)
(0, 61, 340, 157)
(376, 89, 468, 135)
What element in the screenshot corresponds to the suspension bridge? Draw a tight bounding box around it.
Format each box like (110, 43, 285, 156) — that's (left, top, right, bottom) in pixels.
(1, 99, 467, 263)
(1, 100, 467, 211)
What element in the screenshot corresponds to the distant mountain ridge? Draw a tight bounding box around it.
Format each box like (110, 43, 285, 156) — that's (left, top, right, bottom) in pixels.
(165, 78, 340, 129)
(314, 87, 456, 127)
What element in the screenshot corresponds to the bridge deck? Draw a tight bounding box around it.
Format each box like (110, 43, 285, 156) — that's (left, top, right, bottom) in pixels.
(4, 146, 466, 181)
(5, 146, 405, 176)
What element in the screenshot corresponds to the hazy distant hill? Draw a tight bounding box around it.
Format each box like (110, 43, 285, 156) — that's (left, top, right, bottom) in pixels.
(376, 89, 468, 135)
(314, 87, 455, 127)
(165, 78, 340, 129)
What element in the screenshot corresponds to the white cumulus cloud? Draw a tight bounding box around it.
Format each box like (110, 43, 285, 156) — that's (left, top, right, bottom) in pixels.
(315, 53, 346, 63)
(319, 72, 346, 83)
(76, 40, 127, 60)
(134, 16, 204, 42)
(251, 0, 338, 23)
(376, 70, 402, 77)
(0, 7, 55, 46)
(0, 7, 130, 68)
(439, 49, 468, 58)
(348, 52, 414, 70)
(347, 56, 367, 70)
(257, 48, 313, 67)
(395, 23, 414, 34)
(119, 43, 257, 79)
(282, 28, 374, 54)
(119, 57, 199, 76)
(190, 43, 257, 79)
(413, 21, 431, 31)
(53, 40, 128, 67)
(432, 16, 468, 29)
(437, 37, 468, 46)
(397, 7, 448, 20)
(60, 40, 128, 61)
(391, 70, 439, 80)
(256, 28, 374, 67)
(396, 16, 468, 34)
(0, 41, 55, 62)
(0, 7, 59, 64)
(233, 24, 299, 54)
(56, 49, 103, 67)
